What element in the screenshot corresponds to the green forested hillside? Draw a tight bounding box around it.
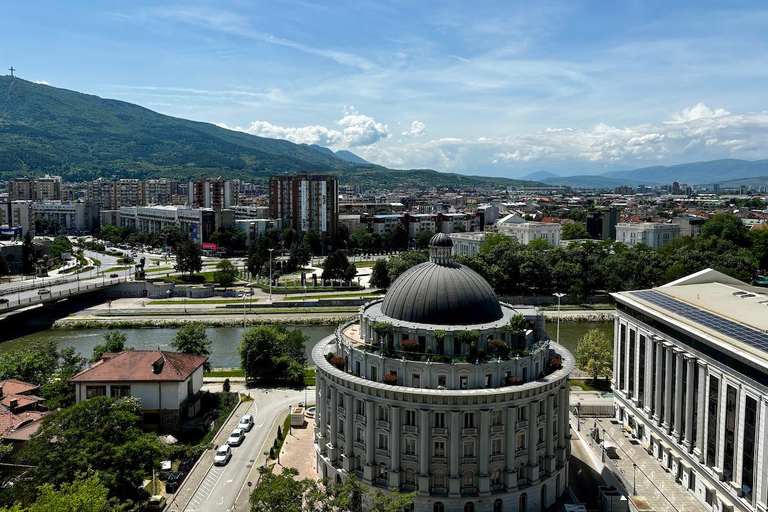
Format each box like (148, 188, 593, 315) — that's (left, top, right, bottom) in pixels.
(0, 77, 527, 188)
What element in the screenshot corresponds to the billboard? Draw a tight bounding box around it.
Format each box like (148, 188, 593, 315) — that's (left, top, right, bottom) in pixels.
(202, 242, 217, 251)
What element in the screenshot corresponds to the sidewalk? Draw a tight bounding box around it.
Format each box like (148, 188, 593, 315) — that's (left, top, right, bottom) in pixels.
(278, 416, 317, 480)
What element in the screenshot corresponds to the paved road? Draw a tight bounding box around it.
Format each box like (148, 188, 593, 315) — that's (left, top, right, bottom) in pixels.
(182, 388, 304, 512)
(0, 273, 124, 309)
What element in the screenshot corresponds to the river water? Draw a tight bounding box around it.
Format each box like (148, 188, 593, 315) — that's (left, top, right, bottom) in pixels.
(0, 319, 613, 368)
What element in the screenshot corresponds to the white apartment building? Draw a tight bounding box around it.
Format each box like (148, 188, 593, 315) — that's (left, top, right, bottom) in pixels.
(495, 214, 561, 247)
(9, 201, 33, 235)
(234, 218, 283, 247)
(32, 201, 88, 232)
(449, 232, 486, 258)
(612, 269, 768, 512)
(118, 205, 217, 245)
(144, 179, 174, 206)
(615, 222, 680, 248)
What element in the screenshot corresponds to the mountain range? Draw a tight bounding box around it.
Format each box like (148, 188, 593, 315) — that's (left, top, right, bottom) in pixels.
(523, 159, 768, 188)
(0, 76, 527, 189)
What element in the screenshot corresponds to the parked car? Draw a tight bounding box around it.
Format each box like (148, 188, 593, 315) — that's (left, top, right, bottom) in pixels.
(109, 273, 119, 278)
(213, 445, 231, 466)
(159, 460, 172, 479)
(165, 471, 186, 493)
(179, 456, 196, 472)
(238, 414, 254, 432)
(227, 428, 245, 447)
(146, 495, 166, 511)
(0, 298, 9, 304)
(37, 288, 51, 295)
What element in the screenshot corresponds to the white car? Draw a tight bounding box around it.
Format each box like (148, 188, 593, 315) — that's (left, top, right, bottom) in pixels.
(238, 415, 254, 432)
(213, 445, 231, 466)
(227, 428, 245, 447)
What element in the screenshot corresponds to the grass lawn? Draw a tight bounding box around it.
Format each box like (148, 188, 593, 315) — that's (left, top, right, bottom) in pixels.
(569, 379, 613, 392)
(351, 260, 377, 268)
(304, 367, 316, 386)
(146, 266, 174, 273)
(205, 369, 245, 378)
(102, 266, 130, 273)
(96, 306, 359, 317)
(282, 292, 383, 301)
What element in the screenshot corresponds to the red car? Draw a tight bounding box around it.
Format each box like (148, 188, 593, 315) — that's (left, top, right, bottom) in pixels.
(109, 273, 119, 278)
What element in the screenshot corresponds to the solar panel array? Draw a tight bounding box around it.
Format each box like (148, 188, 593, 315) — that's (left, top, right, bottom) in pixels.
(631, 289, 768, 351)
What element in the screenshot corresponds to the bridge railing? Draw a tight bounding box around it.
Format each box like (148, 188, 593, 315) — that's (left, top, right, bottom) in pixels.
(0, 277, 127, 309)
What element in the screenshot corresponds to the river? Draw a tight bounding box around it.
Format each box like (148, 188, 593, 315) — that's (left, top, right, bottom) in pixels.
(0, 319, 612, 368)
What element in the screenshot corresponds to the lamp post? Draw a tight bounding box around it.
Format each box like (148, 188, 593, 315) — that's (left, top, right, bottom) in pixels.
(553, 292, 566, 346)
(243, 289, 248, 328)
(268, 248, 275, 302)
(633, 462, 637, 495)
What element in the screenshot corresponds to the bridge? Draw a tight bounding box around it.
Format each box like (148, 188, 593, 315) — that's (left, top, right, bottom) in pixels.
(0, 276, 126, 316)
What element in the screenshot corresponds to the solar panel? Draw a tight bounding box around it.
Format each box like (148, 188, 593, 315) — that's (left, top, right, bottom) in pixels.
(631, 290, 768, 352)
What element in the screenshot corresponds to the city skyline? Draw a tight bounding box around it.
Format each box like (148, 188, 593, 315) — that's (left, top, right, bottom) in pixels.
(3, 1, 768, 177)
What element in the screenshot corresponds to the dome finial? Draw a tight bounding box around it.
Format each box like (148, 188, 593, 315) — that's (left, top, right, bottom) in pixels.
(429, 233, 453, 265)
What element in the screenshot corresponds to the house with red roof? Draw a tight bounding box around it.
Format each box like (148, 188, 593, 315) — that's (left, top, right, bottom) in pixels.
(70, 350, 207, 433)
(0, 379, 50, 454)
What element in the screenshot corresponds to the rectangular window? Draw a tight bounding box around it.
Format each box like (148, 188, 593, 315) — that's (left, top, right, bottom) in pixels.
(680, 357, 687, 441)
(619, 324, 626, 389)
(438, 375, 446, 387)
(338, 419, 345, 435)
(110, 385, 130, 398)
(370, 366, 378, 382)
(706, 376, 719, 467)
(434, 412, 445, 429)
(723, 385, 738, 482)
(434, 441, 446, 458)
(484, 374, 492, 388)
(491, 410, 502, 426)
(518, 407, 527, 422)
(516, 433, 526, 450)
(650, 341, 657, 414)
(355, 361, 361, 376)
(522, 367, 528, 382)
(405, 437, 417, 455)
(460, 375, 468, 390)
(463, 412, 475, 429)
(378, 405, 389, 422)
(692, 364, 699, 449)
(492, 438, 503, 455)
(742, 395, 757, 503)
(660, 348, 667, 421)
(378, 433, 389, 450)
(538, 427, 544, 444)
(638, 335, 646, 407)
(85, 386, 106, 399)
(356, 426, 365, 442)
(628, 329, 636, 396)
(463, 441, 475, 457)
(412, 373, 420, 388)
(356, 399, 365, 416)
(405, 409, 416, 426)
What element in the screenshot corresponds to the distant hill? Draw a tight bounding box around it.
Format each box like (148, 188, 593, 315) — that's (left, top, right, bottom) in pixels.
(0, 77, 527, 189)
(541, 175, 656, 188)
(306, 144, 370, 164)
(521, 170, 560, 181)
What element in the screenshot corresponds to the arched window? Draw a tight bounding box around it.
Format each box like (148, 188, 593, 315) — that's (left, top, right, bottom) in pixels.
(434, 503, 444, 512)
(464, 503, 475, 512)
(404, 468, 416, 487)
(519, 492, 527, 511)
(493, 499, 503, 512)
(461, 470, 475, 489)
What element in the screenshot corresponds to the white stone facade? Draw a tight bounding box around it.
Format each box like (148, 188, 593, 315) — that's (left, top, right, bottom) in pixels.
(612, 270, 768, 512)
(615, 222, 680, 248)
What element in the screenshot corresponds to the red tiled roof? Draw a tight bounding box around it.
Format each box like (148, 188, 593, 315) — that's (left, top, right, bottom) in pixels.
(0, 379, 39, 396)
(70, 351, 207, 383)
(0, 394, 40, 410)
(0, 408, 48, 442)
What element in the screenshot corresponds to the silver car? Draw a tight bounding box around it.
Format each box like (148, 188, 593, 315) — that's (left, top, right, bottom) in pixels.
(238, 415, 254, 432)
(213, 445, 231, 466)
(227, 428, 245, 447)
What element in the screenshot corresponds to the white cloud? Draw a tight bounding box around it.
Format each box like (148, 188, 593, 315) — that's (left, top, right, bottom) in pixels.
(217, 108, 389, 149)
(34, 80, 50, 85)
(353, 104, 768, 174)
(401, 120, 426, 137)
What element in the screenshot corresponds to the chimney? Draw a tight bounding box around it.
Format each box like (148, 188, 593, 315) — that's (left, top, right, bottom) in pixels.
(0, 385, 3, 399)
(9, 398, 18, 411)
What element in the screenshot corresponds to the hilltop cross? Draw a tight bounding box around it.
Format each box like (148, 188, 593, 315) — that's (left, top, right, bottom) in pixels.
(8, 66, 14, 77)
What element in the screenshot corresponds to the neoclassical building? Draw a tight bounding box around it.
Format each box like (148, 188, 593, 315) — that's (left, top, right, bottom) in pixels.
(314, 234, 574, 512)
(612, 269, 768, 512)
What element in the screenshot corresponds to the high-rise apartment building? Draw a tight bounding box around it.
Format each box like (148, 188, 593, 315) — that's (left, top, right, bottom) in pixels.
(144, 178, 175, 205)
(269, 174, 338, 247)
(8, 178, 33, 201)
(115, 179, 144, 208)
(188, 178, 236, 209)
(33, 175, 61, 201)
(87, 178, 117, 210)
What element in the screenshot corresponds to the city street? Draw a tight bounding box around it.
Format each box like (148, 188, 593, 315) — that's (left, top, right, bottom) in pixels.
(175, 387, 306, 512)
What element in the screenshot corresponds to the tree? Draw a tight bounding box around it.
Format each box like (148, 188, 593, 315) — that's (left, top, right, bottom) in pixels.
(170, 323, 211, 371)
(415, 230, 434, 249)
(40, 347, 87, 409)
(50, 235, 73, 263)
(209, 227, 247, 253)
(390, 220, 408, 251)
(561, 222, 591, 240)
(214, 260, 238, 288)
(574, 329, 613, 382)
(700, 213, 750, 248)
(302, 229, 322, 255)
(0, 339, 59, 387)
(322, 250, 351, 282)
(21, 231, 35, 275)
(21, 397, 165, 506)
(0, 473, 125, 512)
(250, 467, 313, 512)
(98, 225, 121, 244)
(369, 259, 390, 289)
(90, 331, 130, 363)
(175, 240, 203, 277)
(750, 227, 768, 271)
(247, 236, 276, 277)
(287, 242, 311, 271)
(240, 324, 308, 385)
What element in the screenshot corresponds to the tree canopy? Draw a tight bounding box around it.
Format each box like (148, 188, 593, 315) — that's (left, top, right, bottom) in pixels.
(0, 339, 59, 387)
(0, 473, 125, 512)
(214, 259, 238, 288)
(170, 323, 211, 371)
(239, 324, 308, 386)
(90, 331, 131, 363)
(560, 222, 591, 240)
(574, 329, 613, 382)
(174, 240, 203, 277)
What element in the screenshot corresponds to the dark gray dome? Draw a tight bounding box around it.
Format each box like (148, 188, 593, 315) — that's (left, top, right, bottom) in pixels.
(430, 232, 453, 247)
(380, 261, 503, 325)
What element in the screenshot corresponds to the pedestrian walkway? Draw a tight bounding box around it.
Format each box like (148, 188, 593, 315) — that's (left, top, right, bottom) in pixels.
(586, 417, 707, 512)
(279, 416, 317, 480)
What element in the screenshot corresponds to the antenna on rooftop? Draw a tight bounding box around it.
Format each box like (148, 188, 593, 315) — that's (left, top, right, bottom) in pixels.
(8, 66, 15, 77)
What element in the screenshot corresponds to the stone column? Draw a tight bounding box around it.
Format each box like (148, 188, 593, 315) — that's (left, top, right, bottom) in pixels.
(365, 401, 375, 465)
(418, 409, 430, 494)
(654, 340, 663, 423)
(633, 332, 641, 403)
(478, 409, 491, 495)
(329, 386, 338, 449)
(344, 394, 354, 470)
(756, 399, 768, 511)
(684, 356, 695, 451)
(545, 394, 555, 474)
(694, 362, 707, 461)
(624, 326, 631, 394)
(663, 344, 673, 432)
(673, 350, 683, 440)
(389, 406, 401, 489)
(557, 388, 567, 463)
(449, 411, 461, 496)
(505, 405, 518, 489)
(528, 402, 539, 483)
(613, 316, 620, 389)
(315, 375, 325, 439)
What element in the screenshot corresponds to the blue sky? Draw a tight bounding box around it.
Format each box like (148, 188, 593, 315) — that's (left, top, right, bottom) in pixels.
(3, 0, 768, 177)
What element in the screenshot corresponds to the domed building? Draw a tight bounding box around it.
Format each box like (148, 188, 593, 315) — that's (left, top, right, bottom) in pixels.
(314, 234, 573, 512)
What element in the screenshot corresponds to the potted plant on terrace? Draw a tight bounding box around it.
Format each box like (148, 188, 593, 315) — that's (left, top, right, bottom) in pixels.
(330, 357, 345, 371)
(382, 373, 398, 385)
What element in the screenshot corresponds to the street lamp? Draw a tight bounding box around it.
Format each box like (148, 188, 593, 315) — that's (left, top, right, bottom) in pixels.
(633, 462, 637, 496)
(553, 292, 566, 346)
(268, 248, 275, 302)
